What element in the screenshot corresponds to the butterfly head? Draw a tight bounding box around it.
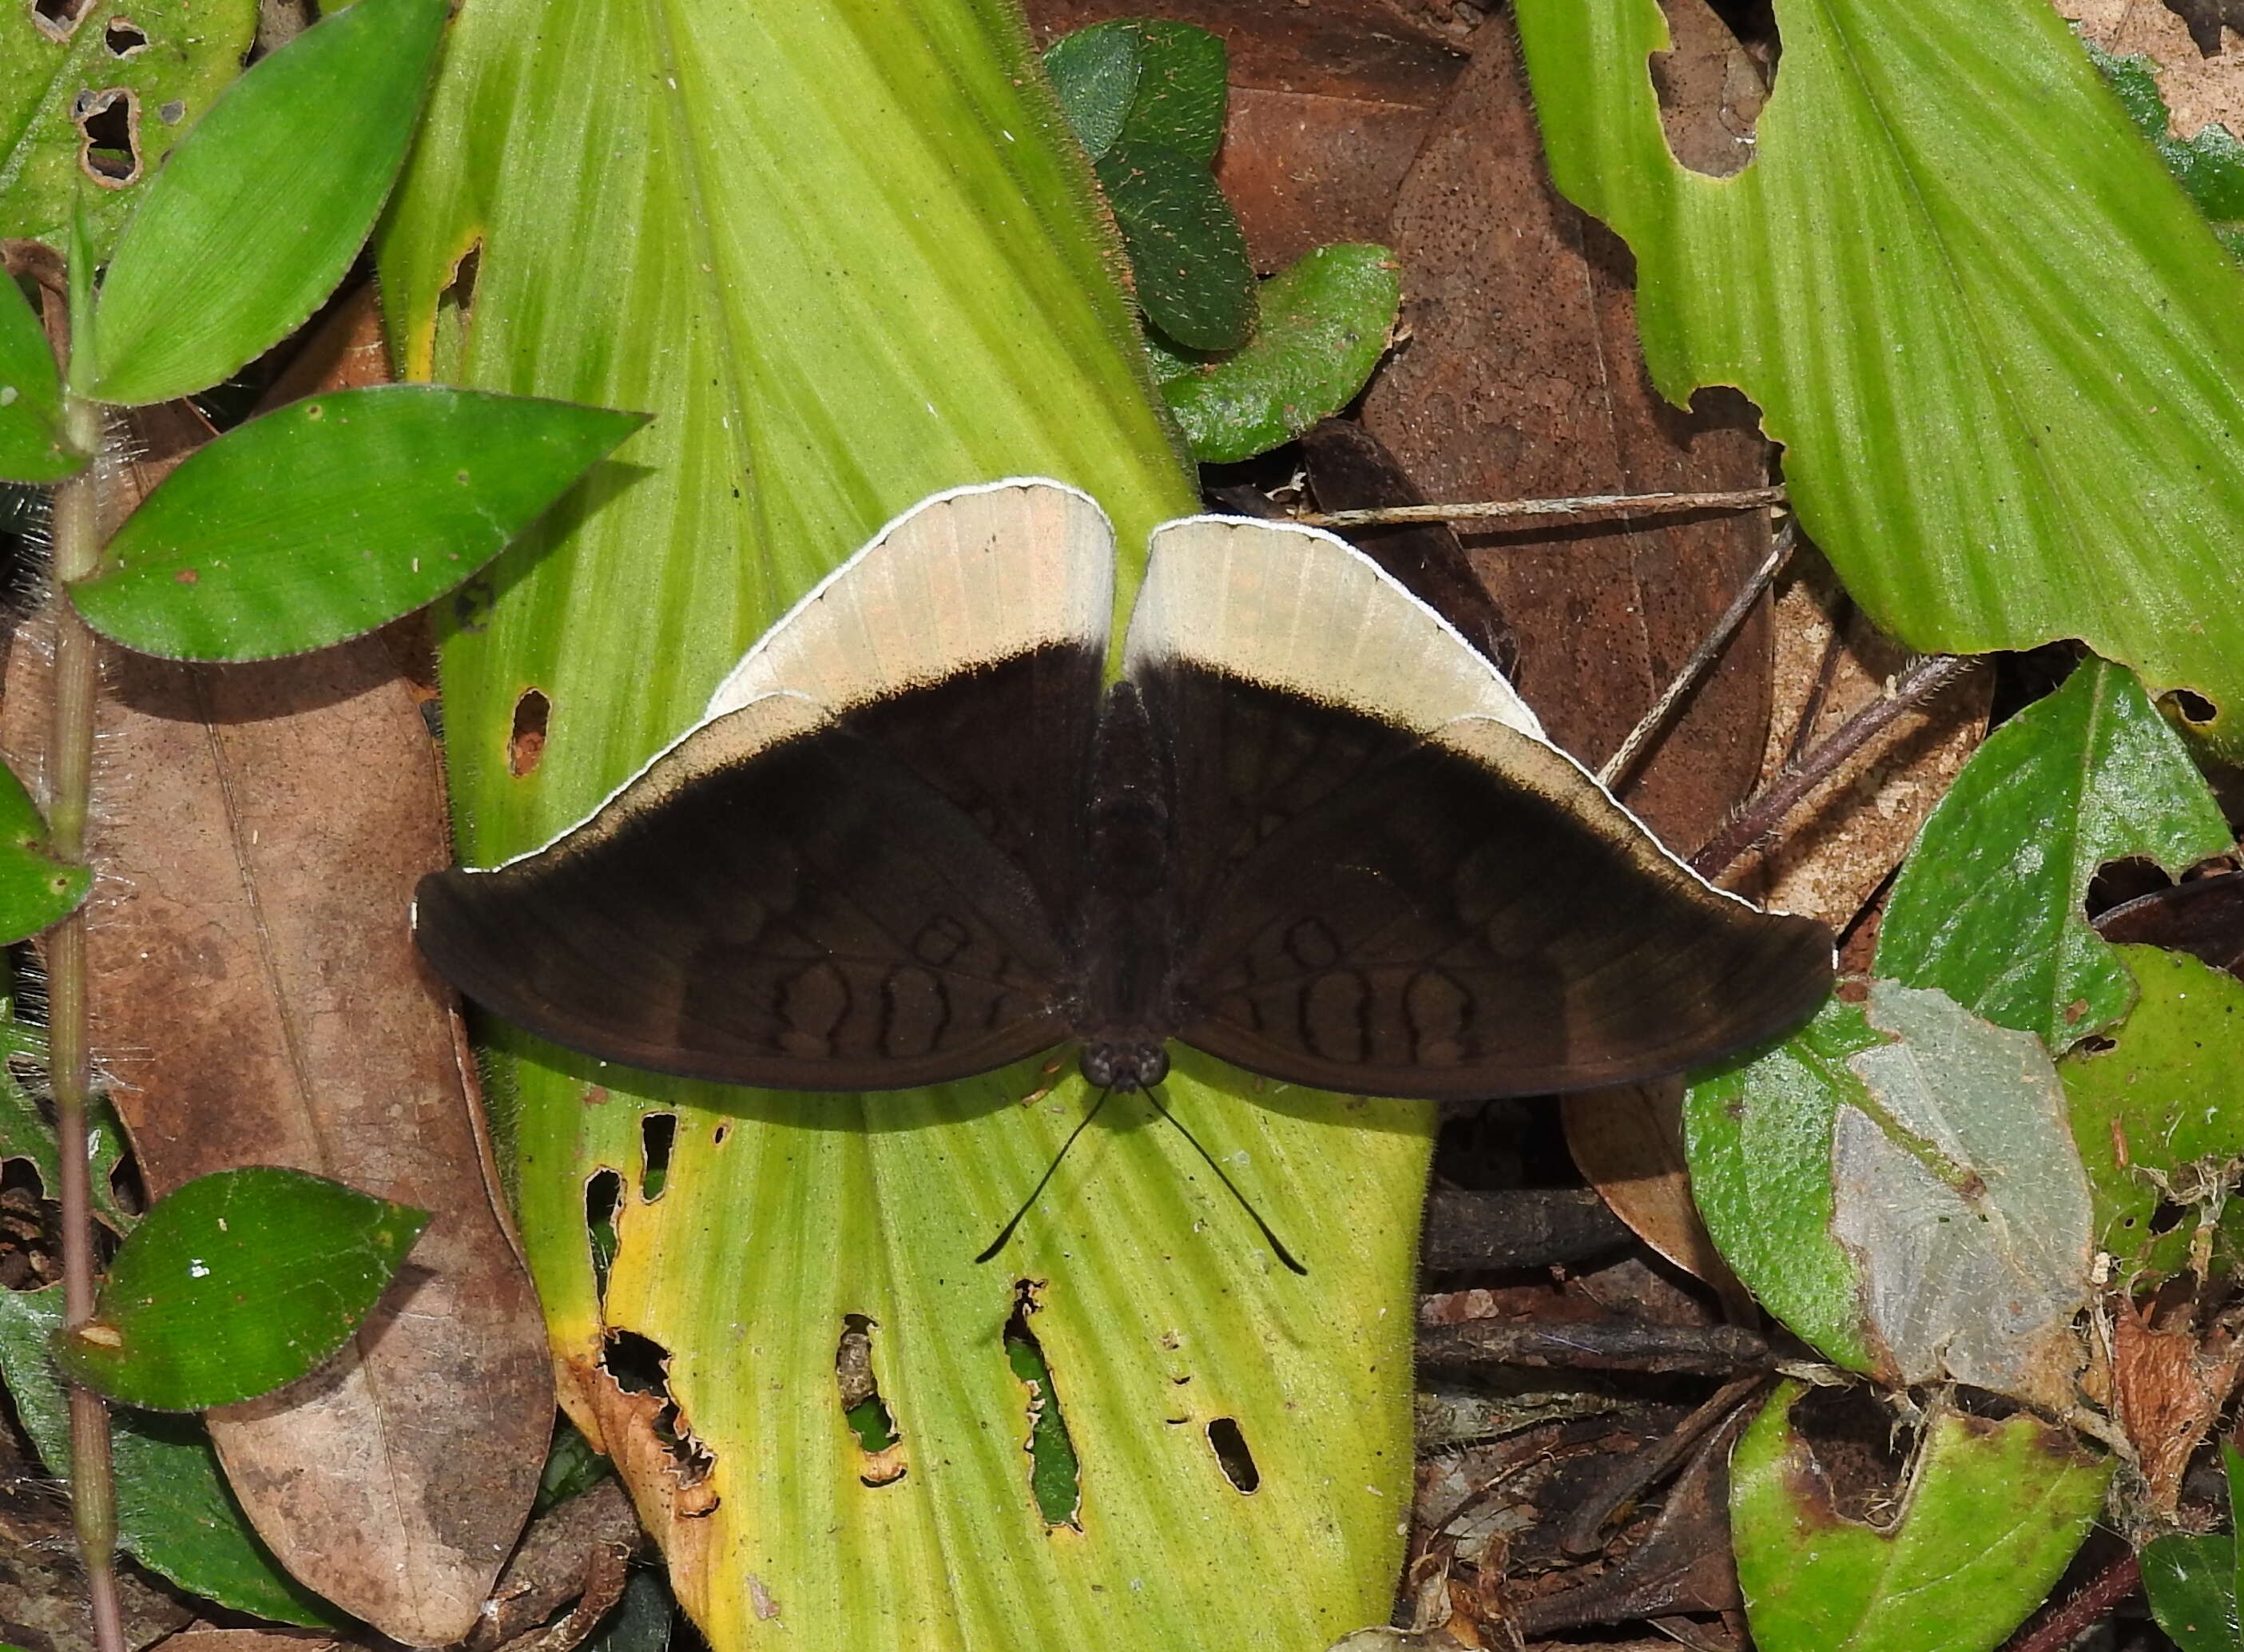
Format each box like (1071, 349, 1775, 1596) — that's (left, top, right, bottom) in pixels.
(1078, 1037, 1169, 1094)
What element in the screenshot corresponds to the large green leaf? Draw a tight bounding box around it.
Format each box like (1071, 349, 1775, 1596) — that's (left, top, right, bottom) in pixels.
(85, 0, 447, 405)
(0, 1285, 344, 1626)
(1515, 0, 2244, 739)
(1732, 1381, 2109, 1652)
(0, 0, 258, 257)
(70, 386, 646, 660)
(1878, 658, 2231, 1051)
(52, 1166, 429, 1410)
(378, 5, 1424, 1650)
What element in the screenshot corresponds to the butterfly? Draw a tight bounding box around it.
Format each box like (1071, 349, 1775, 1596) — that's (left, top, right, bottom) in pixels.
(413, 479, 1832, 1110)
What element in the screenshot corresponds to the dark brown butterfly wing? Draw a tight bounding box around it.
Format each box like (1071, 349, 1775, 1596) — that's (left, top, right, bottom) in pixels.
(415, 480, 1113, 1090)
(1128, 516, 1832, 1100)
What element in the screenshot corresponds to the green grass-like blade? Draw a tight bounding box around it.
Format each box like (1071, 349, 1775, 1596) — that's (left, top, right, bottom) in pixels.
(1517, 0, 2244, 741)
(378, 4, 1426, 1650)
(71, 386, 647, 660)
(87, 0, 447, 405)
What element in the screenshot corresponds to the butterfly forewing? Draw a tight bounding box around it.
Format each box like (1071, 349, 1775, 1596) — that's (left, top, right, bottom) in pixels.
(413, 480, 1112, 1089)
(1129, 516, 1833, 1099)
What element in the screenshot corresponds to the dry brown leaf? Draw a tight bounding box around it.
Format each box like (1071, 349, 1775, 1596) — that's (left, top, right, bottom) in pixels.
(1360, 4, 1776, 853)
(1740, 555, 1992, 927)
(2111, 1299, 2244, 1523)
(147, 1630, 346, 1652)
(0, 293, 550, 1645)
(1560, 1082, 1752, 1321)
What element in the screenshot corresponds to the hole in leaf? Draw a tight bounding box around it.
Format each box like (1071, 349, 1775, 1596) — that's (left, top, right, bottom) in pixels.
(639, 1112, 673, 1201)
(74, 88, 140, 187)
(434, 244, 481, 372)
(599, 1328, 717, 1494)
(584, 1168, 622, 1304)
(2076, 1034, 2119, 1056)
(1004, 1281, 1081, 1527)
(712, 1123, 730, 1147)
(1206, 1416, 1260, 1493)
(2150, 1200, 2188, 1237)
(2086, 856, 2172, 920)
(836, 1314, 907, 1487)
(102, 16, 146, 54)
(30, 0, 92, 39)
(2166, 688, 2219, 726)
(508, 689, 549, 776)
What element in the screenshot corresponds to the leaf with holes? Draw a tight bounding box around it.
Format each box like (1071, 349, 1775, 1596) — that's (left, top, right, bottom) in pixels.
(1732, 1381, 2110, 1652)
(1517, 0, 2244, 745)
(85, 0, 447, 405)
(1878, 657, 2231, 1052)
(69, 386, 648, 660)
(0, 266, 77, 482)
(2059, 944, 2244, 1283)
(379, 6, 1428, 1648)
(2142, 1443, 2244, 1652)
(1150, 244, 1400, 463)
(0, 0, 259, 258)
(52, 1165, 428, 1410)
(1098, 139, 1256, 351)
(1686, 983, 2096, 1414)
(0, 1285, 344, 1624)
(0, 753, 87, 940)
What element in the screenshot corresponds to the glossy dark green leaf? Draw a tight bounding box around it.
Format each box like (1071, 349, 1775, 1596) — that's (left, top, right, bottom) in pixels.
(1098, 140, 1255, 351)
(1043, 22, 1139, 161)
(2140, 1442, 2244, 1652)
(0, 1285, 344, 1625)
(52, 1165, 429, 1411)
(85, 0, 448, 405)
(0, 270, 78, 483)
(1878, 657, 2231, 1052)
(70, 386, 649, 661)
(0, 756, 88, 942)
(1151, 243, 1400, 462)
(1119, 21, 1228, 164)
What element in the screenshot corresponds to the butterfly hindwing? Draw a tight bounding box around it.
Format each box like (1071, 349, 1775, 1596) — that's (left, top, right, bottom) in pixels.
(413, 480, 1113, 1089)
(1128, 516, 1833, 1098)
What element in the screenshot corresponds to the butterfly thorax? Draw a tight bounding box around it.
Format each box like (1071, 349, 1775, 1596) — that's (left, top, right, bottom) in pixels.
(1070, 682, 1180, 1093)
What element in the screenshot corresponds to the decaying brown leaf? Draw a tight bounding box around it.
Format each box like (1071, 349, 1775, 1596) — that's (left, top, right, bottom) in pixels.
(0, 293, 550, 1644)
(1559, 1082, 1752, 1321)
(2111, 1298, 2244, 1524)
(1360, 4, 1776, 855)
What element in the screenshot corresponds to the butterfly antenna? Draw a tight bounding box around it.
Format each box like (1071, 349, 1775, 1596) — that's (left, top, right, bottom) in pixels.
(1143, 1086, 1309, 1276)
(977, 1087, 1114, 1265)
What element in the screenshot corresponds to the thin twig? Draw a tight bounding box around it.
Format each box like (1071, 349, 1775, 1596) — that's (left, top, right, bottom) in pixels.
(1690, 653, 1983, 881)
(1297, 485, 1786, 530)
(1999, 1551, 2140, 1652)
(1598, 522, 1797, 790)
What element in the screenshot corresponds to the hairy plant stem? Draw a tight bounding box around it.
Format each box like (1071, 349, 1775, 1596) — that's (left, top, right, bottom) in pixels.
(48, 388, 125, 1652)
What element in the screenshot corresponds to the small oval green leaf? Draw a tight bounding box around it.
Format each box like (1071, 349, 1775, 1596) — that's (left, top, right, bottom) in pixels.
(1877, 657, 2232, 1052)
(86, 0, 449, 406)
(0, 757, 89, 942)
(1098, 140, 1254, 351)
(1119, 20, 1228, 165)
(1043, 22, 1140, 161)
(1153, 243, 1400, 463)
(2140, 1442, 2244, 1652)
(51, 1165, 429, 1411)
(1733, 1382, 2110, 1652)
(0, 268, 77, 482)
(70, 386, 649, 661)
